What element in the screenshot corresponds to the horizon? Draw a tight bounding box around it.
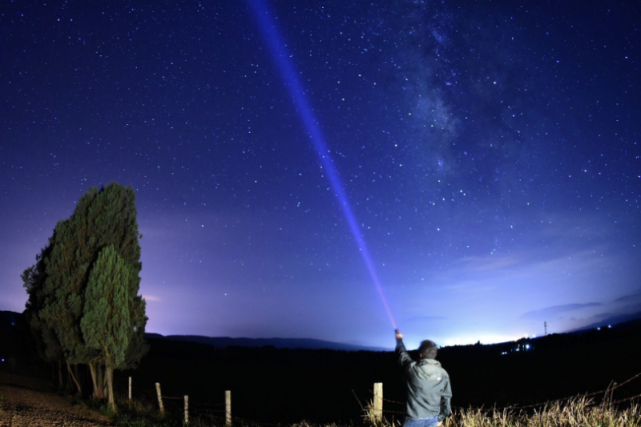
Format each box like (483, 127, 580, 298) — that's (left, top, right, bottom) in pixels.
(1, 1, 640, 350)
(2, 305, 635, 350)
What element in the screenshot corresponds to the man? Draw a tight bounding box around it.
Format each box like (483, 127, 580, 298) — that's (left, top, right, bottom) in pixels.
(395, 330, 452, 427)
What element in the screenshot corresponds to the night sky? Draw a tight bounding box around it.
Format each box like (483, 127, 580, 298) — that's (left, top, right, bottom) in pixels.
(2, 1, 640, 349)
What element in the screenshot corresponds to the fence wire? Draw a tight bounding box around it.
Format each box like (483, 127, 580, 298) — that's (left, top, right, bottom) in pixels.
(360, 370, 641, 417)
(122, 370, 641, 424)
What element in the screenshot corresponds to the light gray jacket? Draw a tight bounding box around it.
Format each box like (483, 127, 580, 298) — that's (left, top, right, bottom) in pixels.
(396, 339, 452, 421)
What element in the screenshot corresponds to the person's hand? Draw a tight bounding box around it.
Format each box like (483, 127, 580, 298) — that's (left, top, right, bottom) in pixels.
(395, 330, 403, 340)
(437, 422, 443, 427)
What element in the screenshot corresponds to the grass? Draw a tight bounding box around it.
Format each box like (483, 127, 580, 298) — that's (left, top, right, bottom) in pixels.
(445, 398, 641, 426)
(358, 394, 641, 427)
(105, 394, 641, 427)
(92, 399, 173, 427)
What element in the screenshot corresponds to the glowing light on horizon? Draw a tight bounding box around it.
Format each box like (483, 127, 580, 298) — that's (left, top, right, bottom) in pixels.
(246, 0, 397, 329)
(441, 333, 520, 346)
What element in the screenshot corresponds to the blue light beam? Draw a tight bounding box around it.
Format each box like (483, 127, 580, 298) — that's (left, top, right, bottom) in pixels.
(247, 0, 397, 329)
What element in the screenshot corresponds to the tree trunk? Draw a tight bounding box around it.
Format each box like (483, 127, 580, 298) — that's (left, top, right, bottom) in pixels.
(58, 361, 63, 387)
(89, 362, 104, 399)
(106, 364, 116, 412)
(102, 367, 108, 399)
(65, 366, 71, 391)
(74, 364, 82, 393)
(67, 362, 82, 394)
(97, 364, 104, 397)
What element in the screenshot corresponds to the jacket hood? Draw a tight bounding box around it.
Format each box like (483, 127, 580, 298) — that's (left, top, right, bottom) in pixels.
(415, 358, 444, 381)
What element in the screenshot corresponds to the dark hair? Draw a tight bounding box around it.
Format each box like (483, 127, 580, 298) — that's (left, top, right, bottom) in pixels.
(418, 340, 438, 359)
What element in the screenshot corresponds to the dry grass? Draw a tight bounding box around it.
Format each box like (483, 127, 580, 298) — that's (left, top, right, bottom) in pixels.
(110, 397, 641, 427)
(109, 387, 641, 426)
(361, 395, 641, 427)
(448, 398, 641, 426)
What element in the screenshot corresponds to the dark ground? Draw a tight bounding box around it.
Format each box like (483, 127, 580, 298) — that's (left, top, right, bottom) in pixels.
(2, 311, 641, 424)
(113, 320, 641, 424)
(0, 371, 112, 426)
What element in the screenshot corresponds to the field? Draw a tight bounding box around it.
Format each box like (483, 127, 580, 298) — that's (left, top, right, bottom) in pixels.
(2, 312, 641, 426)
(110, 322, 641, 425)
(2, 371, 641, 427)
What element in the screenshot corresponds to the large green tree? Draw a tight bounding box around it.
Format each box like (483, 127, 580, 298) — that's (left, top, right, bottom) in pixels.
(23, 183, 148, 400)
(81, 245, 131, 410)
(22, 242, 66, 386)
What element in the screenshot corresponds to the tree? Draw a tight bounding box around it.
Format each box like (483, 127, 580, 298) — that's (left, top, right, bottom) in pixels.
(22, 242, 66, 387)
(81, 245, 131, 411)
(23, 182, 148, 400)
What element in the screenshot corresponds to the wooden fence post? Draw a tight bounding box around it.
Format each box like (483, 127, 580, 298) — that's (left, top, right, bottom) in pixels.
(128, 377, 132, 401)
(373, 382, 383, 422)
(184, 395, 189, 425)
(156, 382, 165, 416)
(225, 390, 232, 426)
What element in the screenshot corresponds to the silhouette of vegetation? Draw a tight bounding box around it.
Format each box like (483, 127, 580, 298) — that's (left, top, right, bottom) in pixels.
(2, 311, 641, 424)
(19, 183, 148, 410)
(82, 244, 134, 410)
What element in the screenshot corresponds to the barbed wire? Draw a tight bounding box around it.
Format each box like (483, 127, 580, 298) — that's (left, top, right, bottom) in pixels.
(382, 409, 408, 416)
(160, 394, 186, 400)
(231, 414, 281, 426)
(191, 408, 226, 415)
(360, 370, 641, 418)
(352, 389, 365, 411)
(189, 402, 226, 412)
(130, 382, 156, 398)
(500, 371, 641, 410)
(382, 397, 405, 406)
(614, 392, 641, 404)
(162, 398, 184, 412)
(367, 387, 406, 406)
(124, 381, 282, 426)
(116, 370, 641, 424)
(189, 400, 226, 408)
(189, 405, 225, 414)
(194, 412, 228, 423)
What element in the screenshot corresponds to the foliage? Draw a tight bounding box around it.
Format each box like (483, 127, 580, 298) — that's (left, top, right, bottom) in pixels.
(21, 182, 148, 400)
(21, 243, 64, 365)
(81, 245, 132, 369)
(82, 244, 132, 410)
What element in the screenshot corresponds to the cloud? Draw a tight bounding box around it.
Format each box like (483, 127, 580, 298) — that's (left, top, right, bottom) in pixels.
(456, 255, 522, 272)
(616, 302, 641, 314)
(589, 312, 612, 320)
(613, 291, 641, 303)
(143, 295, 161, 303)
(452, 245, 613, 277)
(404, 315, 447, 323)
(521, 303, 601, 320)
(552, 300, 641, 326)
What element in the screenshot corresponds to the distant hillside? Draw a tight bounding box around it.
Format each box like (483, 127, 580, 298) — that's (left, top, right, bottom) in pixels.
(0, 310, 42, 370)
(572, 311, 641, 332)
(4, 309, 641, 354)
(145, 333, 388, 352)
(1, 310, 383, 352)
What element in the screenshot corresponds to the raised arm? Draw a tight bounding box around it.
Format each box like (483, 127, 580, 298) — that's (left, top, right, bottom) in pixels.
(395, 330, 413, 369)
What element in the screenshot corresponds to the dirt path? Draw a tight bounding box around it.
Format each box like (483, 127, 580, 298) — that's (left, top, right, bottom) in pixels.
(0, 372, 112, 427)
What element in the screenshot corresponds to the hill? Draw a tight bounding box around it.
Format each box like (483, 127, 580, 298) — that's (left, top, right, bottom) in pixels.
(146, 332, 388, 351)
(571, 311, 641, 332)
(3, 309, 641, 423)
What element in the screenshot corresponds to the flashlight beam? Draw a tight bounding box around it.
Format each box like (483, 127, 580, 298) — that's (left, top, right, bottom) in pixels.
(246, 0, 397, 329)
